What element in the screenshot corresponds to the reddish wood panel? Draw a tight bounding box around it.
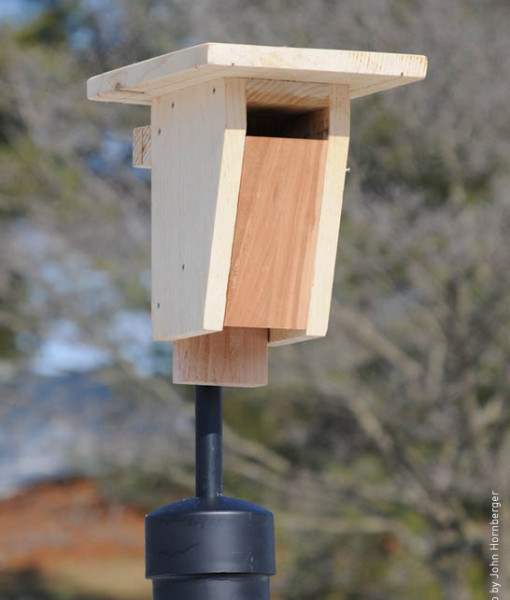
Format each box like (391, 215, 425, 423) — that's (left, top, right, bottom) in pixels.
(173, 327, 268, 387)
(224, 136, 327, 330)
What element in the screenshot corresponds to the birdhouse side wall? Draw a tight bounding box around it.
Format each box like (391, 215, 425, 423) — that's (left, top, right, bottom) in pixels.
(151, 79, 247, 341)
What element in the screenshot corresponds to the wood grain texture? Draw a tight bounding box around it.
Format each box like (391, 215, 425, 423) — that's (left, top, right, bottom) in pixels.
(224, 136, 327, 330)
(87, 43, 427, 105)
(173, 327, 268, 387)
(246, 80, 329, 111)
(132, 125, 151, 168)
(269, 84, 350, 346)
(151, 78, 246, 340)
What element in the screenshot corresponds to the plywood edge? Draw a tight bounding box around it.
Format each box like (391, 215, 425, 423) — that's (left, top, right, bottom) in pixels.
(207, 43, 427, 81)
(154, 327, 219, 343)
(306, 84, 350, 338)
(350, 75, 425, 100)
(268, 329, 320, 347)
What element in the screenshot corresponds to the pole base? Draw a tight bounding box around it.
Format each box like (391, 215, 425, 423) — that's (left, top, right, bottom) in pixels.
(146, 496, 275, 600)
(153, 575, 270, 600)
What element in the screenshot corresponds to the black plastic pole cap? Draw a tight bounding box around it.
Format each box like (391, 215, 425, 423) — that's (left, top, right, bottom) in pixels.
(146, 496, 276, 600)
(152, 575, 270, 600)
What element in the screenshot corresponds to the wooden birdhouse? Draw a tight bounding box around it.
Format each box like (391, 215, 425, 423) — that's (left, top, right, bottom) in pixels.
(87, 43, 427, 388)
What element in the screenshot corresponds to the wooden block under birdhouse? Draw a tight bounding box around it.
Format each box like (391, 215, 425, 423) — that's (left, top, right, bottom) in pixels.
(173, 327, 268, 387)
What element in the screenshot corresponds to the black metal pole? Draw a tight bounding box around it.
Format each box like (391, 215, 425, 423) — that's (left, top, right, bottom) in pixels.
(195, 385, 222, 499)
(146, 384, 275, 600)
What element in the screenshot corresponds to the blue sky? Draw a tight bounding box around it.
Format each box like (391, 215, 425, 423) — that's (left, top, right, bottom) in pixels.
(0, 0, 40, 23)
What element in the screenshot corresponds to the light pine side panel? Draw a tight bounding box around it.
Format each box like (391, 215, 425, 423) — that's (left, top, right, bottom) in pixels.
(151, 79, 246, 340)
(224, 136, 327, 330)
(269, 84, 350, 346)
(173, 327, 268, 387)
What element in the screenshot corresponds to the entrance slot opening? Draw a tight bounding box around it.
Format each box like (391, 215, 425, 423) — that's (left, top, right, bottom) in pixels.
(247, 107, 329, 140)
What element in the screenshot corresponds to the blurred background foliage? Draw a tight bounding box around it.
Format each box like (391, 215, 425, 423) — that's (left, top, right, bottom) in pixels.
(1, 1, 509, 599)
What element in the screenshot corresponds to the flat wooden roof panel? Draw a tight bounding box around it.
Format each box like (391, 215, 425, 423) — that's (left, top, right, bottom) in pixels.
(87, 43, 427, 105)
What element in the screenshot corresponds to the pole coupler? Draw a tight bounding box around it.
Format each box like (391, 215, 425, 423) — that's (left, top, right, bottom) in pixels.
(145, 386, 276, 600)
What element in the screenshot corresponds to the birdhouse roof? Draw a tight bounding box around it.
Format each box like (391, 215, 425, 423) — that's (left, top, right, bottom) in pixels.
(87, 42, 427, 106)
